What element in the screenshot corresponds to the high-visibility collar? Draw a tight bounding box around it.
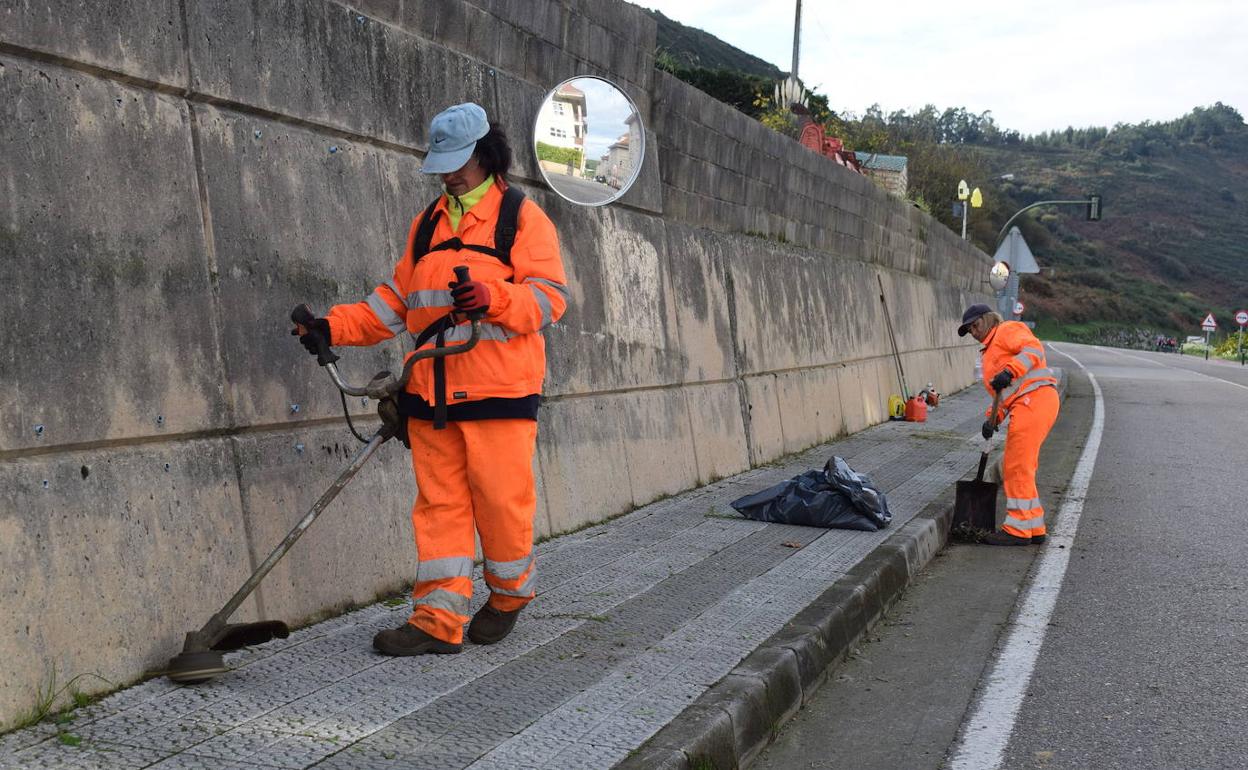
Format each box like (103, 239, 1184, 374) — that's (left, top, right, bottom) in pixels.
(442, 174, 495, 232)
(979, 323, 1000, 351)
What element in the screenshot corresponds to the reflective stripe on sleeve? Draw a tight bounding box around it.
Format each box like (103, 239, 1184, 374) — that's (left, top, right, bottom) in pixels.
(529, 284, 553, 328)
(525, 277, 570, 301)
(366, 290, 407, 335)
(1010, 345, 1046, 373)
(385, 280, 407, 307)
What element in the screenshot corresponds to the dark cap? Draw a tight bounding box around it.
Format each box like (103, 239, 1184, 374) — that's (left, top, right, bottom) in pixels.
(958, 303, 992, 337)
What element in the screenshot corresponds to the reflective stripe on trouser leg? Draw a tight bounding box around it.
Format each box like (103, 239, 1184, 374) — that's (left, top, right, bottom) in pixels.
(407, 418, 476, 643)
(461, 418, 539, 613)
(1000, 386, 1060, 538)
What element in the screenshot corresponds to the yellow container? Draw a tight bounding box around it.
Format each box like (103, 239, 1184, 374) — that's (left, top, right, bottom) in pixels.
(887, 394, 906, 420)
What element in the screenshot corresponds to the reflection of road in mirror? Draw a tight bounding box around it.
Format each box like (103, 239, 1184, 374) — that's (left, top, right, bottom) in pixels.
(546, 173, 616, 205)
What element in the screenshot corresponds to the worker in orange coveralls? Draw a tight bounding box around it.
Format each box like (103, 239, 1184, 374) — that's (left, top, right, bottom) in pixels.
(958, 304, 1060, 546)
(293, 103, 569, 654)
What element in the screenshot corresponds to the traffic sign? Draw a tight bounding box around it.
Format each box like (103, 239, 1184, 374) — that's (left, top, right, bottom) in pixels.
(1201, 313, 1217, 331)
(1236, 310, 1248, 326)
(1013, 300, 1025, 316)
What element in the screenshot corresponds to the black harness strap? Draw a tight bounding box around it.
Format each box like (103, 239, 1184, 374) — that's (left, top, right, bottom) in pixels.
(412, 185, 526, 266)
(406, 185, 527, 429)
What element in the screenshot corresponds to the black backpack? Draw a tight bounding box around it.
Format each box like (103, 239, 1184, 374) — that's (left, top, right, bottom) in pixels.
(411, 185, 525, 266)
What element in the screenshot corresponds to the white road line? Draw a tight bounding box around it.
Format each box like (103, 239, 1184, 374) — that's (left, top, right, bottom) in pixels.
(1097, 346, 1248, 393)
(947, 343, 1105, 770)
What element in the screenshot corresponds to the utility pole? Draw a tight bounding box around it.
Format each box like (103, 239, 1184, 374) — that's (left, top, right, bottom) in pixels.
(791, 0, 802, 80)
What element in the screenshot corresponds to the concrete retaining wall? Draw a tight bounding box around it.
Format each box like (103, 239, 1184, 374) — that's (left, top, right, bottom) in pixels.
(0, 0, 991, 726)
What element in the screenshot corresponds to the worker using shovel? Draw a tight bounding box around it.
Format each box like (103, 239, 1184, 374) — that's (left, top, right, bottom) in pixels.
(958, 304, 1060, 545)
(293, 103, 569, 654)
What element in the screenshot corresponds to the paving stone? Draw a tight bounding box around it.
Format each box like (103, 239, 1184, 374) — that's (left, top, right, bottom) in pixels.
(105, 717, 223, 752)
(0, 722, 57, 754)
(0, 741, 165, 770)
(143, 753, 257, 770)
(183, 727, 341, 768)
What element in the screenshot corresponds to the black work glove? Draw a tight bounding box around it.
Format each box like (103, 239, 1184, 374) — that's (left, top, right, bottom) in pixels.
(990, 369, 1014, 392)
(290, 304, 331, 356)
(981, 420, 998, 440)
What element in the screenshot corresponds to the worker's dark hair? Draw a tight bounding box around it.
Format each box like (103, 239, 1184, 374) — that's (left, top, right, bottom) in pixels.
(473, 123, 512, 181)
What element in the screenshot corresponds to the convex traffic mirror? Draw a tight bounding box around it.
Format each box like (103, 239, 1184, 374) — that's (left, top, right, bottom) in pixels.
(534, 76, 644, 206)
(989, 261, 1010, 292)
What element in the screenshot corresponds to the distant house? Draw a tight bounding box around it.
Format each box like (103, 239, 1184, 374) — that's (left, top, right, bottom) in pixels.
(857, 152, 909, 199)
(534, 83, 588, 174)
(602, 112, 642, 189)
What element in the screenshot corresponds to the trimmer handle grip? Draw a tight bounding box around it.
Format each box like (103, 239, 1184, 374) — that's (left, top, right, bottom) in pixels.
(291, 304, 340, 367)
(452, 265, 487, 321)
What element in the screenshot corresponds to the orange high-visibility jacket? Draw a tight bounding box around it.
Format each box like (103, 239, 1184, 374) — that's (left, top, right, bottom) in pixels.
(325, 180, 568, 409)
(980, 321, 1058, 420)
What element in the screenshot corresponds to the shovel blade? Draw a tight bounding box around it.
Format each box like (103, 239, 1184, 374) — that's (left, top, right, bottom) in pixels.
(210, 621, 290, 652)
(953, 479, 999, 531)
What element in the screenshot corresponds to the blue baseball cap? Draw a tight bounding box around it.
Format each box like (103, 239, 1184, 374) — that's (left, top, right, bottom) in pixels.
(958, 303, 992, 336)
(420, 103, 489, 174)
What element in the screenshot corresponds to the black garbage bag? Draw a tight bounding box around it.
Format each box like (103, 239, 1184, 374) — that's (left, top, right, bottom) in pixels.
(730, 455, 892, 531)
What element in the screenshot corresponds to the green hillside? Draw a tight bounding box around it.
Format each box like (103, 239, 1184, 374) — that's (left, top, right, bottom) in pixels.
(642, 11, 1248, 344)
(971, 129, 1248, 339)
(644, 8, 782, 79)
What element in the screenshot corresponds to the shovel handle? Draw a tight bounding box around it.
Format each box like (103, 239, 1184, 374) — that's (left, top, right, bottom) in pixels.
(975, 390, 1004, 482)
(987, 389, 1003, 431)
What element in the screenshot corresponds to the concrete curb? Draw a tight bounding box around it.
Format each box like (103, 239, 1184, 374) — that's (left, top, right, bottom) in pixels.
(617, 371, 1069, 770)
(616, 488, 955, 770)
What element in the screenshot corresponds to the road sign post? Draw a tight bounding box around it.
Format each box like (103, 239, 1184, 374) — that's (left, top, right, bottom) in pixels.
(1201, 313, 1217, 360)
(1236, 310, 1247, 365)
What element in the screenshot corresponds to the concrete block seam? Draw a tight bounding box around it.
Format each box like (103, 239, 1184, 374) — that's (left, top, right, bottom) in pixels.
(0, 415, 386, 464)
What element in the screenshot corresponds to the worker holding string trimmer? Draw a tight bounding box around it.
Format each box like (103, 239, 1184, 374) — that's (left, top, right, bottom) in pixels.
(293, 103, 569, 654)
(957, 304, 1059, 546)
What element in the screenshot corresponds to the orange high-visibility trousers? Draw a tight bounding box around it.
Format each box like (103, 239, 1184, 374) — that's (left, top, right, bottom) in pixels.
(1001, 385, 1060, 538)
(405, 417, 538, 644)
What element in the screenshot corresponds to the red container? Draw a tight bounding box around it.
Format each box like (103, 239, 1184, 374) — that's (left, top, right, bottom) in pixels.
(905, 395, 928, 422)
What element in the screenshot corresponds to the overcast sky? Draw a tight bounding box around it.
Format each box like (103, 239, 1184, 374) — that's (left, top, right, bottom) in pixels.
(576, 77, 638, 157)
(639, 0, 1248, 136)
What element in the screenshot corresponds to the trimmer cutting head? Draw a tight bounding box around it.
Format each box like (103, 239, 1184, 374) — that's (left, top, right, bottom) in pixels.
(165, 650, 228, 684)
(165, 621, 290, 685)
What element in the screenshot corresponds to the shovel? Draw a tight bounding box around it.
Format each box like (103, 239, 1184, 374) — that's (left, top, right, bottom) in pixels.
(952, 390, 1002, 532)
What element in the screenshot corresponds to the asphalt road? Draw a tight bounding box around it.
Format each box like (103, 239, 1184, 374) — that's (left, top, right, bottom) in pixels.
(753, 344, 1248, 770)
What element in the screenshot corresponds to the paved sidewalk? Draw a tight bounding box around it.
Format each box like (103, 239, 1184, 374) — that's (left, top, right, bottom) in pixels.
(1, 384, 1003, 770)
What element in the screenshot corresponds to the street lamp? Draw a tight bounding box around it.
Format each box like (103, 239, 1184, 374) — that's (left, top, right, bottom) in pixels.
(957, 180, 982, 240)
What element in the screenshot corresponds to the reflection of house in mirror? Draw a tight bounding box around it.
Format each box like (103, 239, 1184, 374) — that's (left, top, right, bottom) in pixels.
(601, 112, 641, 190)
(535, 82, 587, 176)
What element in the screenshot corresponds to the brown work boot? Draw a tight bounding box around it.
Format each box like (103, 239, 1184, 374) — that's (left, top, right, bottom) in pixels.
(372, 623, 461, 656)
(982, 530, 1031, 546)
(467, 604, 522, 645)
